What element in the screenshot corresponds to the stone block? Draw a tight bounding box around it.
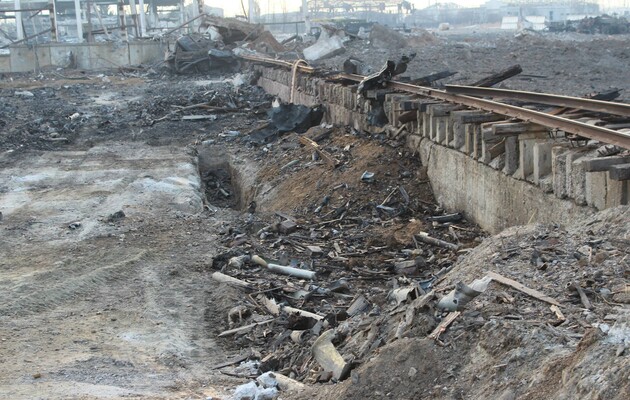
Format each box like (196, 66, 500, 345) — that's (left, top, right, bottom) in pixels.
(406, 134, 423, 153)
(606, 177, 629, 208)
(585, 171, 607, 210)
(570, 157, 588, 205)
(552, 145, 570, 199)
(503, 136, 519, 176)
(532, 142, 553, 185)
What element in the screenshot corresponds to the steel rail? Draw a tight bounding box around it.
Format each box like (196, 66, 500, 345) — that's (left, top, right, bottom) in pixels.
(336, 73, 630, 150)
(444, 85, 630, 117)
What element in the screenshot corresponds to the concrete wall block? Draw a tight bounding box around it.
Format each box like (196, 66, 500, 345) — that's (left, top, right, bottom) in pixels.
(10, 45, 52, 72)
(552, 145, 571, 199)
(515, 138, 535, 180)
(585, 171, 607, 210)
(452, 120, 465, 151)
(533, 142, 553, 185)
(406, 134, 423, 153)
(417, 139, 595, 234)
(480, 127, 503, 164)
(570, 157, 588, 205)
(89, 43, 130, 69)
(422, 112, 430, 138)
(435, 118, 448, 144)
(0, 54, 9, 73)
(503, 136, 519, 176)
(565, 151, 586, 202)
(471, 124, 482, 160)
(605, 177, 629, 208)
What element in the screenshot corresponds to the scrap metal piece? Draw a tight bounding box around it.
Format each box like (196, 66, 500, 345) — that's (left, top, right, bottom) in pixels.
(312, 330, 351, 381)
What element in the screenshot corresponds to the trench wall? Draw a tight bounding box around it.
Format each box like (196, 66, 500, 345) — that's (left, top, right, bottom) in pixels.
(255, 65, 629, 234)
(0, 41, 164, 73)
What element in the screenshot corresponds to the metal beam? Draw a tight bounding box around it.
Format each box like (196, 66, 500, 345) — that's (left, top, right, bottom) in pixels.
(336, 73, 630, 150)
(444, 85, 630, 117)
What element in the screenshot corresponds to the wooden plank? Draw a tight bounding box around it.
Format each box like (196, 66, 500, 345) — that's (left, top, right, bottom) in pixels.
(472, 64, 523, 87)
(486, 271, 561, 307)
(428, 311, 461, 340)
(492, 122, 535, 135)
(299, 136, 339, 168)
(218, 319, 275, 337)
(608, 163, 630, 181)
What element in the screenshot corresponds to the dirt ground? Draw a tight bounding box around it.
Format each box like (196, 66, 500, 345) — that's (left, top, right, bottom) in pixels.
(1, 29, 629, 400)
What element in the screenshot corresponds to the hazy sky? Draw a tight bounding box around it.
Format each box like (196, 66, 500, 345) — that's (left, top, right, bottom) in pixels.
(219, 0, 627, 18)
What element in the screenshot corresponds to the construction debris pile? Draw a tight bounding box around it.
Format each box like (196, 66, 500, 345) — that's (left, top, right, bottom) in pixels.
(549, 15, 630, 35)
(204, 125, 485, 388)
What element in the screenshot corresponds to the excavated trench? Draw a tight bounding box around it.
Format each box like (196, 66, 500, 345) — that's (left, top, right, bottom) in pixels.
(197, 145, 255, 211)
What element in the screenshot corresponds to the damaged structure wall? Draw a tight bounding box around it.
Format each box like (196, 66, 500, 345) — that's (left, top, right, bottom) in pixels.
(255, 65, 629, 234)
(0, 41, 164, 72)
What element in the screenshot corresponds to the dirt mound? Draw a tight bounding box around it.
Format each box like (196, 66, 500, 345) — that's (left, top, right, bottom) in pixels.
(298, 206, 630, 400)
(369, 24, 407, 49)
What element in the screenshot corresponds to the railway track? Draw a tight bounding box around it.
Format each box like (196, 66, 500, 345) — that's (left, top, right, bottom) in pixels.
(335, 73, 630, 150)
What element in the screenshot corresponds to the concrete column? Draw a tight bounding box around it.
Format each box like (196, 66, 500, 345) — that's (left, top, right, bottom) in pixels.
(138, 0, 147, 36)
(74, 0, 83, 41)
(302, 0, 310, 33)
(249, 0, 256, 23)
(179, 0, 185, 25)
(585, 171, 607, 210)
(129, 0, 139, 37)
(14, 0, 24, 41)
(49, 0, 58, 42)
(532, 141, 553, 189)
(503, 136, 519, 176)
(515, 132, 547, 181)
(118, 0, 128, 42)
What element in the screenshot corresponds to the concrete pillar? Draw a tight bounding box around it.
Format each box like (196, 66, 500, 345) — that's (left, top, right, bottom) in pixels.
(552, 145, 570, 199)
(503, 136, 519, 176)
(249, 0, 256, 23)
(15, 0, 24, 41)
(138, 0, 147, 36)
(49, 0, 58, 42)
(118, 0, 128, 42)
(129, 0, 139, 37)
(585, 171, 607, 210)
(302, 0, 310, 33)
(74, 0, 83, 41)
(514, 132, 547, 181)
(480, 128, 504, 165)
(606, 177, 629, 208)
(532, 141, 553, 191)
(179, 0, 185, 25)
(570, 156, 588, 205)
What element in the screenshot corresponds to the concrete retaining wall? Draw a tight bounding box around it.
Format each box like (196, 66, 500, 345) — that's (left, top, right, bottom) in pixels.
(254, 65, 629, 233)
(1, 41, 164, 73)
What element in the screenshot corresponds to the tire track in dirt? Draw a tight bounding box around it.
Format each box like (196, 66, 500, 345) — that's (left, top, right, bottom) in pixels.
(0, 251, 147, 316)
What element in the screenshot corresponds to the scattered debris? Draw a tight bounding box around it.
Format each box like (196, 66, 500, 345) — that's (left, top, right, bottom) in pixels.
(304, 26, 346, 62)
